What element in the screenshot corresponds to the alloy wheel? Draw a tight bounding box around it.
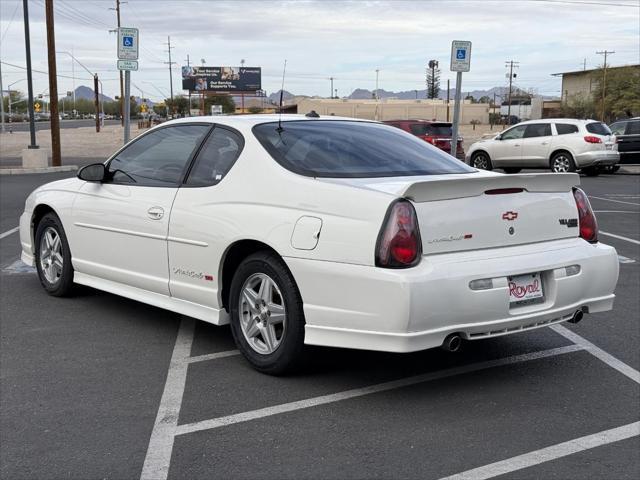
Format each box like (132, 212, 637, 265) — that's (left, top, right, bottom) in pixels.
(473, 154, 488, 169)
(39, 226, 63, 284)
(552, 155, 571, 172)
(238, 273, 287, 355)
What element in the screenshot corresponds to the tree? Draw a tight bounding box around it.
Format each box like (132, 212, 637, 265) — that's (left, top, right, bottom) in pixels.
(204, 95, 235, 114)
(477, 95, 491, 104)
(591, 65, 640, 121)
(561, 92, 597, 119)
(4, 89, 26, 113)
(248, 106, 263, 114)
(166, 96, 189, 116)
(465, 95, 476, 103)
(426, 61, 440, 99)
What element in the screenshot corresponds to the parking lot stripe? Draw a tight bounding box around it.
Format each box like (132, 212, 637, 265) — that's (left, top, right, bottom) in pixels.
(588, 196, 640, 207)
(551, 325, 640, 385)
(186, 349, 240, 364)
(140, 317, 195, 480)
(600, 231, 640, 245)
(0, 227, 19, 240)
(174, 344, 583, 437)
(438, 421, 640, 480)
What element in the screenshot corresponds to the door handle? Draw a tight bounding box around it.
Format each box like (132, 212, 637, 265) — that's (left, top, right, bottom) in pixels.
(147, 206, 164, 220)
(541, 142, 549, 145)
(514, 144, 520, 147)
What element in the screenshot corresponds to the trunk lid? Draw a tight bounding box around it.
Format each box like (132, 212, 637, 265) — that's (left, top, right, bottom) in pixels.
(403, 172, 581, 254)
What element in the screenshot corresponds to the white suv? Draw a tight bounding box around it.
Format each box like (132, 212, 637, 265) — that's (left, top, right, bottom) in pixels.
(466, 119, 619, 176)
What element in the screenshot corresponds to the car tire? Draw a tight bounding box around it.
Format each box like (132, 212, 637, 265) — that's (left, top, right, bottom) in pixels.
(471, 151, 493, 170)
(229, 251, 306, 375)
(550, 152, 576, 173)
(582, 166, 600, 177)
(503, 167, 522, 174)
(34, 213, 75, 297)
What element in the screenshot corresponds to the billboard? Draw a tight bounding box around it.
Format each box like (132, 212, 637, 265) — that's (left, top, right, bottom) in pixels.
(182, 66, 261, 92)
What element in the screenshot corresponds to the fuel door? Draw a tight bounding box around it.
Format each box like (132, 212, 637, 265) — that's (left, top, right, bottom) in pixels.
(291, 216, 323, 250)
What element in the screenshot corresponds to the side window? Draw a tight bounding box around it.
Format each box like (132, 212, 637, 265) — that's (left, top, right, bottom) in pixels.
(107, 125, 210, 186)
(626, 121, 640, 135)
(523, 123, 552, 138)
(555, 123, 580, 135)
(501, 125, 526, 140)
(185, 127, 244, 186)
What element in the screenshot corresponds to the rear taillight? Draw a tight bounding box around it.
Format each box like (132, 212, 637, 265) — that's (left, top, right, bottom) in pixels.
(422, 136, 435, 144)
(584, 135, 602, 144)
(573, 187, 598, 243)
(375, 200, 422, 268)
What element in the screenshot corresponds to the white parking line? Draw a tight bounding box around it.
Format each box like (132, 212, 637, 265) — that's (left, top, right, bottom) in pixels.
(600, 231, 640, 246)
(550, 325, 640, 385)
(0, 227, 19, 240)
(186, 349, 240, 364)
(140, 317, 195, 480)
(439, 421, 640, 480)
(174, 344, 583, 437)
(588, 196, 640, 207)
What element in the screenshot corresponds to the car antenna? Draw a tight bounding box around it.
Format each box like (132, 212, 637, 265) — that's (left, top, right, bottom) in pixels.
(276, 59, 287, 133)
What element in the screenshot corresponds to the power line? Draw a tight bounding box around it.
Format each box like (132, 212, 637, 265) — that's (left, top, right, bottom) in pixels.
(0, 61, 117, 81)
(0, 0, 20, 44)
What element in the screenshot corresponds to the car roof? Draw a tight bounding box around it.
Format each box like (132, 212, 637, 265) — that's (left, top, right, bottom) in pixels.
(512, 118, 602, 126)
(162, 114, 376, 129)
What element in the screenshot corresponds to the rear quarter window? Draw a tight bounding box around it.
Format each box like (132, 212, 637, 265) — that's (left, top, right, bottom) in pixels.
(585, 122, 612, 135)
(252, 120, 474, 178)
(555, 123, 579, 135)
(626, 121, 640, 135)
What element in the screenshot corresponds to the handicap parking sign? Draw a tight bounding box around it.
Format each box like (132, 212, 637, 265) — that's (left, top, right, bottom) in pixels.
(450, 40, 472, 72)
(117, 27, 139, 60)
(123, 36, 133, 47)
(456, 49, 466, 60)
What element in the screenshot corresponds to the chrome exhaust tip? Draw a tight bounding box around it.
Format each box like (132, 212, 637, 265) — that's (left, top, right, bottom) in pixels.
(568, 310, 584, 324)
(442, 333, 462, 352)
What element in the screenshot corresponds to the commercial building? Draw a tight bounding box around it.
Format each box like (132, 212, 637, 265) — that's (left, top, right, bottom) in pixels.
(552, 64, 640, 102)
(296, 98, 490, 124)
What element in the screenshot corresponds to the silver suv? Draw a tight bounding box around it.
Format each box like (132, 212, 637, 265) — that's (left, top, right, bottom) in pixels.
(466, 119, 619, 176)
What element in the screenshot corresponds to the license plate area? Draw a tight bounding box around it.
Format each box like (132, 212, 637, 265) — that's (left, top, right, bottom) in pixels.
(509, 272, 544, 307)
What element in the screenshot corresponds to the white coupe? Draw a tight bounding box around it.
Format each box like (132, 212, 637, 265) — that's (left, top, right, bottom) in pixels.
(19, 115, 619, 374)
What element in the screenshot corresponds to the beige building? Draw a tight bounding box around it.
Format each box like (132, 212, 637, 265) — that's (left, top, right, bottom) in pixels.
(296, 98, 490, 124)
(553, 65, 640, 102)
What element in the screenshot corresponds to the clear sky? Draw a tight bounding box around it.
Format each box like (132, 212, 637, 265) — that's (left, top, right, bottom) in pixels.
(1, 0, 638, 101)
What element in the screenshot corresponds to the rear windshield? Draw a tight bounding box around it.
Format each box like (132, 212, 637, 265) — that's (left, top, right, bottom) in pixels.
(409, 123, 452, 136)
(585, 122, 612, 135)
(252, 121, 473, 178)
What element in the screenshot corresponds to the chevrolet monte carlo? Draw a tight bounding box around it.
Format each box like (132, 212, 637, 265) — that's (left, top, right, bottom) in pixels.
(19, 115, 619, 374)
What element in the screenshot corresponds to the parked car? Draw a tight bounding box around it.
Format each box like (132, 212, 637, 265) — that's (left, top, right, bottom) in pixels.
(384, 119, 465, 159)
(19, 115, 618, 374)
(609, 117, 640, 167)
(466, 119, 619, 176)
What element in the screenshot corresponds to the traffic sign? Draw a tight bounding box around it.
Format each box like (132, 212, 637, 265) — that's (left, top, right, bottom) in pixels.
(117, 27, 139, 60)
(117, 59, 139, 71)
(34, 102, 41, 113)
(450, 40, 472, 72)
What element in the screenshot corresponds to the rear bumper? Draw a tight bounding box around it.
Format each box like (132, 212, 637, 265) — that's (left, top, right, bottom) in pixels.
(286, 238, 618, 352)
(575, 150, 619, 168)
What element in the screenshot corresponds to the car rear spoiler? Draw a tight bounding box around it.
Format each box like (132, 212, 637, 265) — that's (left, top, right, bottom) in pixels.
(402, 173, 580, 203)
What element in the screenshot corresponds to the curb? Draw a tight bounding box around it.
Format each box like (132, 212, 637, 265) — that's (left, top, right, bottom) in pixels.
(0, 165, 78, 175)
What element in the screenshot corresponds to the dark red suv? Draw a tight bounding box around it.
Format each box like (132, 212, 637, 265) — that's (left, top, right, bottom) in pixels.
(384, 120, 465, 160)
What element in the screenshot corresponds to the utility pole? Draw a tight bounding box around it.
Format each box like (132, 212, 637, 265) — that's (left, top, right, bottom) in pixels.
(93, 74, 100, 132)
(596, 50, 614, 122)
(164, 36, 175, 101)
(375, 69, 379, 99)
(22, 0, 38, 149)
(329, 76, 334, 98)
(185, 54, 191, 115)
(583, 58, 587, 71)
(45, 0, 61, 166)
(0, 63, 5, 133)
(505, 60, 519, 126)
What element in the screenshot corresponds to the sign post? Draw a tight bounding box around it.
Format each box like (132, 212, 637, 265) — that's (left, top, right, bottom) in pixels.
(117, 27, 138, 144)
(449, 40, 471, 157)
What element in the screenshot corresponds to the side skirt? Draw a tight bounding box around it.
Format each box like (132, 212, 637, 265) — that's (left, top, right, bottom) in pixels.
(73, 271, 230, 325)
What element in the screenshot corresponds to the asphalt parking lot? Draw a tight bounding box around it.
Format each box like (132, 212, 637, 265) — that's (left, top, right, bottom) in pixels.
(0, 171, 638, 480)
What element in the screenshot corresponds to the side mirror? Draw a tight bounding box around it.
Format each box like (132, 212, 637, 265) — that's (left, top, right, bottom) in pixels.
(495, 134, 502, 140)
(77, 163, 106, 182)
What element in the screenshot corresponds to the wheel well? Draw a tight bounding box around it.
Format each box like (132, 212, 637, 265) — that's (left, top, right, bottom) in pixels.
(31, 204, 56, 243)
(220, 240, 280, 311)
(549, 149, 573, 164)
(471, 149, 489, 159)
